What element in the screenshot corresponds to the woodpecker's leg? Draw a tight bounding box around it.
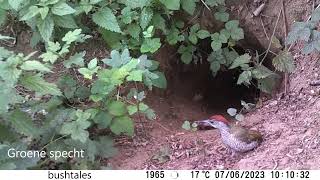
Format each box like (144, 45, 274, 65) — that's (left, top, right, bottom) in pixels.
(226, 146, 237, 158)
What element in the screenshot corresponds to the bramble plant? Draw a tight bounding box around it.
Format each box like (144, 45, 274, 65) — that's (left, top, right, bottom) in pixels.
(0, 29, 162, 169)
(0, 0, 300, 169)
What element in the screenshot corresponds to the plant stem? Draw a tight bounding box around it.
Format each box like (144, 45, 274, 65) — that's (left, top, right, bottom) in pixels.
(259, 9, 282, 65)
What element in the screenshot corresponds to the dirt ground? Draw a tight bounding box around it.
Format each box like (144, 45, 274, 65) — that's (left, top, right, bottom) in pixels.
(2, 0, 319, 170)
(109, 45, 320, 170)
(109, 0, 320, 170)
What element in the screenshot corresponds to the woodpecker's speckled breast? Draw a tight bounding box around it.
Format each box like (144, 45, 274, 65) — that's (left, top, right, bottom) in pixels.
(195, 115, 262, 152)
(219, 127, 261, 152)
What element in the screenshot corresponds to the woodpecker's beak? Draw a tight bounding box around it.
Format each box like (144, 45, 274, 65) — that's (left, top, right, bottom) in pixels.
(194, 119, 216, 129)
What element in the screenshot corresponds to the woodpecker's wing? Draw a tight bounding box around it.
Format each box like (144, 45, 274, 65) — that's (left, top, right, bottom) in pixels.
(230, 125, 262, 144)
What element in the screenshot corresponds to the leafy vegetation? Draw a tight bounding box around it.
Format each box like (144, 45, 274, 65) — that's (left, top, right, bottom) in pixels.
(0, 0, 303, 169)
(0, 29, 160, 169)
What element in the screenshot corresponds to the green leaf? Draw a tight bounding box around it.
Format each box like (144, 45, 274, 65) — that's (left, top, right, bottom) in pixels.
(151, 71, 167, 89)
(237, 70, 252, 85)
(227, 108, 237, 116)
(229, 54, 251, 69)
(78, 67, 98, 79)
(97, 136, 118, 158)
(37, 16, 54, 42)
(9, 0, 24, 10)
(54, 15, 78, 28)
(0, 56, 22, 85)
(103, 49, 131, 68)
(301, 30, 320, 54)
(160, 0, 180, 10)
(126, 70, 144, 81)
(127, 24, 141, 39)
(140, 7, 153, 30)
(214, 11, 229, 22)
(152, 13, 167, 33)
(75, 86, 90, 99)
(93, 111, 112, 128)
(205, 0, 225, 7)
(21, 6, 40, 20)
(0, 47, 13, 60)
(189, 34, 198, 44)
(0, 143, 40, 170)
(211, 32, 226, 51)
(0, 9, 7, 26)
(271, 36, 282, 49)
(100, 29, 124, 49)
(258, 75, 278, 94)
(57, 75, 77, 99)
(181, 52, 192, 64)
(138, 102, 149, 111)
(166, 28, 184, 45)
(78, 58, 99, 79)
(92, 7, 121, 33)
(0, 124, 18, 142)
(223, 48, 238, 66)
(231, 27, 244, 40)
(252, 65, 274, 79)
(225, 20, 239, 30)
(209, 61, 220, 74)
(7, 110, 38, 137)
(145, 108, 156, 120)
(225, 20, 244, 40)
(0, 83, 22, 113)
(127, 105, 138, 115)
(20, 74, 62, 96)
(122, 0, 150, 9)
(272, 50, 295, 73)
(108, 101, 127, 116)
(211, 40, 222, 51)
(110, 116, 134, 136)
(63, 51, 85, 68)
(60, 111, 91, 143)
(197, 30, 210, 39)
(182, 0, 196, 15)
(190, 23, 200, 33)
(20, 60, 51, 72)
(178, 44, 195, 64)
(143, 26, 154, 38)
(121, 7, 133, 24)
(182, 121, 191, 130)
(235, 114, 244, 121)
(286, 22, 312, 45)
(39, 7, 49, 19)
(140, 38, 161, 53)
(62, 29, 82, 44)
(88, 58, 97, 69)
(149, 60, 160, 71)
(52, 2, 76, 16)
(220, 29, 231, 39)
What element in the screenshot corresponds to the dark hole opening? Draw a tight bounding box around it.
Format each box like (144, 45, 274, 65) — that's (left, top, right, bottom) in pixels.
(167, 40, 263, 114)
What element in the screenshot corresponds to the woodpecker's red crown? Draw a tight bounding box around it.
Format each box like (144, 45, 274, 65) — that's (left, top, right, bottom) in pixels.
(209, 115, 230, 124)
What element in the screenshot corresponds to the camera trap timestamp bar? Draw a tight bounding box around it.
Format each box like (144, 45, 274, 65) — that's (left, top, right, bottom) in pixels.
(0, 170, 317, 180)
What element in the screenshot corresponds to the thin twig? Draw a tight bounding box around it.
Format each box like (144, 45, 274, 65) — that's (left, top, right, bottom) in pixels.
(260, 16, 269, 40)
(40, 134, 69, 151)
(307, 3, 320, 21)
(281, 0, 288, 46)
(282, 0, 289, 94)
(272, 158, 278, 170)
(260, 9, 282, 65)
(134, 82, 147, 136)
(155, 121, 171, 132)
(200, 0, 211, 11)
